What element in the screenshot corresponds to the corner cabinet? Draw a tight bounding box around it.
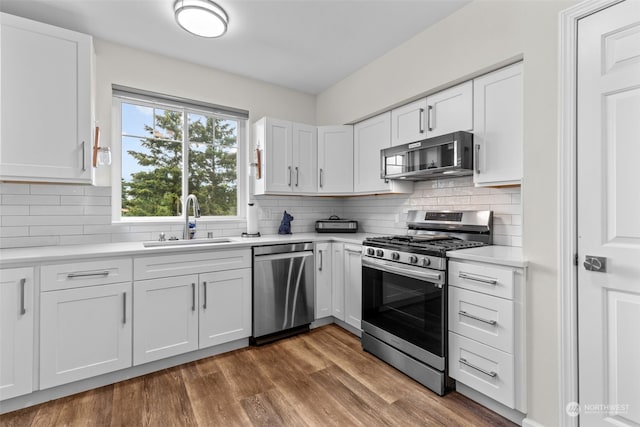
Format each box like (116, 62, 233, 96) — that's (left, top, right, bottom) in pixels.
(353, 112, 413, 194)
(0, 13, 93, 184)
(317, 126, 354, 194)
(0, 268, 34, 401)
(473, 62, 523, 187)
(253, 117, 317, 195)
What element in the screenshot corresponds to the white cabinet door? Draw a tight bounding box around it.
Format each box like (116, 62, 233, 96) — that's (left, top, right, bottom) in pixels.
(317, 126, 354, 194)
(40, 282, 132, 389)
(254, 117, 293, 194)
(199, 269, 251, 348)
(0, 13, 92, 184)
(343, 244, 362, 330)
(133, 275, 199, 365)
(331, 243, 345, 321)
(0, 268, 34, 400)
(292, 122, 318, 193)
(353, 112, 392, 193)
(391, 98, 428, 146)
(425, 81, 473, 138)
(315, 243, 333, 319)
(473, 63, 523, 186)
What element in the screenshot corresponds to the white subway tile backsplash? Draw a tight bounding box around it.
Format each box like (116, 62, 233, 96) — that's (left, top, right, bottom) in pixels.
(0, 183, 30, 195)
(30, 184, 83, 195)
(0, 236, 59, 249)
(0, 226, 29, 237)
(2, 194, 60, 205)
(84, 205, 112, 215)
(30, 225, 84, 236)
(59, 234, 112, 245)
(60, 195, 111, 206)
(30, 205, 84, 216)
(0, 205, 29, 216)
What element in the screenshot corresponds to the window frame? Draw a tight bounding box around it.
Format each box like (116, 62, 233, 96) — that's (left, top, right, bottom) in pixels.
(111, 95, 247, 224)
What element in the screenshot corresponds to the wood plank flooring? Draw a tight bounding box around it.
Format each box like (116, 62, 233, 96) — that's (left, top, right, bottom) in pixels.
(1, 325, 515, 426)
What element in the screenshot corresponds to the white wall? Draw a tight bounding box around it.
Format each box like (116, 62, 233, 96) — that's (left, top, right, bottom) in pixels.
(316, 1, 576, 426)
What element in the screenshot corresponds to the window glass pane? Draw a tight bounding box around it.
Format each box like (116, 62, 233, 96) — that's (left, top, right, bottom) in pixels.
(154, 108, 182, 140)
(121, 134, 183, 217)
(188, 118, 238, 216)
(188, 113, 212, 143)
(122, 103, 152, 137)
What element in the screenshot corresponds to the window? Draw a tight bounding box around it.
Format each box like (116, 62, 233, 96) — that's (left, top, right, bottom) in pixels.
(112, 86, 248, 221)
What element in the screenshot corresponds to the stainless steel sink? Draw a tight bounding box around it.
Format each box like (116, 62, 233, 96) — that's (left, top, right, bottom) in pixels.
(143, 238, 232, 248)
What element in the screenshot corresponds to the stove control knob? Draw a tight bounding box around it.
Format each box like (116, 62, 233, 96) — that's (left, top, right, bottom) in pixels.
(367, 248, 375, 256)
(422, 257, 431, 267)
(391, 252, 400, 261)
(409, 255, 418, 264)
(376, 249, 384, 257)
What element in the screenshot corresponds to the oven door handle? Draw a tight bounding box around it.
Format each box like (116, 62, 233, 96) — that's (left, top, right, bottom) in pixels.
(362, 257, 443, 284)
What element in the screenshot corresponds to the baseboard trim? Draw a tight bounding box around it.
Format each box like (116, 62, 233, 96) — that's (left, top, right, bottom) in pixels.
(455, 383, 526, 426)
(522, 418, 546, 427)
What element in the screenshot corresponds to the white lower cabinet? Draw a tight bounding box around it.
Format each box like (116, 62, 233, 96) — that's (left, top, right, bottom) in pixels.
(315, 242, 333, 319)
(343, 244, 362, 330)
(0, 268, 34, 400)
(40, 281, 132, 389)
(331, 243, 345, 321)
(133, 250, 252, 365)
(448, 259, 526, 413)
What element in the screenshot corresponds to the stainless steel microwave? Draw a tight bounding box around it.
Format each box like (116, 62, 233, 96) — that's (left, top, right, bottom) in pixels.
(381, 131, 473, 181)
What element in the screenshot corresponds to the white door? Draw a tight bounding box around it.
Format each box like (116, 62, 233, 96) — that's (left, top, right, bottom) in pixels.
(317, 126, 354, 193)
(133, 275, 199, 365)
(353, 112, 392, 193)
(315, 242, 333, 319)
(332, 243, 345, 321)
(343, 244, 362, 330)
(292, 122, 318, 193)
(199, 269, 251, 348)
(0, 268, 33, 400)
(264, 118, 293, 193)
(577, 2, 640, 426)
(391, 98, 427, 146)
(40, 282, 132, 389)
(425, 81, 473, 138)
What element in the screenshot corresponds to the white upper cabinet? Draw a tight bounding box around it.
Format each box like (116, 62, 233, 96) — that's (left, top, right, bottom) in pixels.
(253, 117, 317, 195)
(473, 62, 523, 187)
(353, 112, 413, 194)
(317, 125, 354, 194)
(0, 13, 93, 184)
(391, 98, 428, 146)
(425, 81, 473, 138)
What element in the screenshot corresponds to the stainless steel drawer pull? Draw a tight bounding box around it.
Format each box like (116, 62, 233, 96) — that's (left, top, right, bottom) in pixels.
(318, 250, 323, 271)
(319, 168, 324, 188)
(67, 271, 110, 279)
(459, 310, 497, 326)
(20, 278, 26, 315)
(419, 108, 425, 133)
(288, 166, 292, 186)
(295, 166, 299, 187)
(427, 105, 433, 131)
(202, 281, 208, 310)
(122, 292, 127, 324)
(81, 141, 86, 171)
(460, 357, 497, 378)
(474, 144, 480, 174)
(191, 283, 196, 312)
(458, 272, 497, 285)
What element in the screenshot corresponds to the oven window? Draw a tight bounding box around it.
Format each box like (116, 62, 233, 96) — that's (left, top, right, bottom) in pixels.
(362, 265, 444, 357)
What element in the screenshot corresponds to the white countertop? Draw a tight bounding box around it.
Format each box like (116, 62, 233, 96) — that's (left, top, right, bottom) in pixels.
(447, 245, 527, 268)
(0, 232, 374, 267)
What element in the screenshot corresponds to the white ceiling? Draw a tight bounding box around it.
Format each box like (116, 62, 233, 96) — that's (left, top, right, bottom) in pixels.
(0, 0, 470, 94)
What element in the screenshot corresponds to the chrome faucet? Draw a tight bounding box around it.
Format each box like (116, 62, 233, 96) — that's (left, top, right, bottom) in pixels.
(182, 194, 201, 240)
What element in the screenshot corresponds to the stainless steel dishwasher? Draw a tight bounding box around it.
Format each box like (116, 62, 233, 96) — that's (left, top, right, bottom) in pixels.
(252, 243, 314, 344)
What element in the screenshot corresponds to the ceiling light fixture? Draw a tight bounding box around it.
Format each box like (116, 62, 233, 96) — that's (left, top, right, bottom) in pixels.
(174, 0, 228, 38)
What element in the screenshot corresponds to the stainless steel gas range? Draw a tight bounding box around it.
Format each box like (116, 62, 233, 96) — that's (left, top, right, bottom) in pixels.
(361, 210, 493, 395)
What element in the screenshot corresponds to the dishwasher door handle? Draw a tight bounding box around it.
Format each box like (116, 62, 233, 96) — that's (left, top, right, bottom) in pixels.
(254, 251, 314, 262)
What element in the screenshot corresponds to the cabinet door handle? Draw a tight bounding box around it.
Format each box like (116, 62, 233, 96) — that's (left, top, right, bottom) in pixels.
(20, 278, 26, 315)
(122, 292, 127, 324)
(427, 105, 433, 131)
(319, 168, 324, 188)
(288, 166, 292, 186)
(459, 271, 497, 285)
(202, 281, 208, 310)
(460, 357, 497, 378)
(459, 310, 497, 326)
(295, 167, 299, 187)
(67, 271, 110, 278)
(419, 108, 425, 134)
(191, 282, 196, 311)
(81, 141, 86, 171)
(474, 144, 481, 174)
(319, 250, 323, 271)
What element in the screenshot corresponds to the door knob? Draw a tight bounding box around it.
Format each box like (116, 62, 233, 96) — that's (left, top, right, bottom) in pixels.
(583, 255, 607, 272)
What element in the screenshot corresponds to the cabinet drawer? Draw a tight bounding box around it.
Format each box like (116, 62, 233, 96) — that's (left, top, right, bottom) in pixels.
(448, 261, 514, 299)
(449, 286, 514, 353)
(134, 249, 251, 280)
(449, 332, 515, 409)
(41, 258, 132, 292)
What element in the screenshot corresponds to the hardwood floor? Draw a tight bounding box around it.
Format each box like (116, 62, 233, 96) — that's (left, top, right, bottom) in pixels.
(1, 325, 515, 426)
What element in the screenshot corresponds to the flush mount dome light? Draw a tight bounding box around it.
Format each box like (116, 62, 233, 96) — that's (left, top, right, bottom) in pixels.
(174, 0, 228, 38)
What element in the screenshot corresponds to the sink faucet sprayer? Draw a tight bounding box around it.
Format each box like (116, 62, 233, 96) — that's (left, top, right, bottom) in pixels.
(183, 194, 201, 240)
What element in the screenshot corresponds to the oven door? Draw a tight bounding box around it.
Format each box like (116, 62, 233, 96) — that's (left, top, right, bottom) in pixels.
(362, 256, 446, 370)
